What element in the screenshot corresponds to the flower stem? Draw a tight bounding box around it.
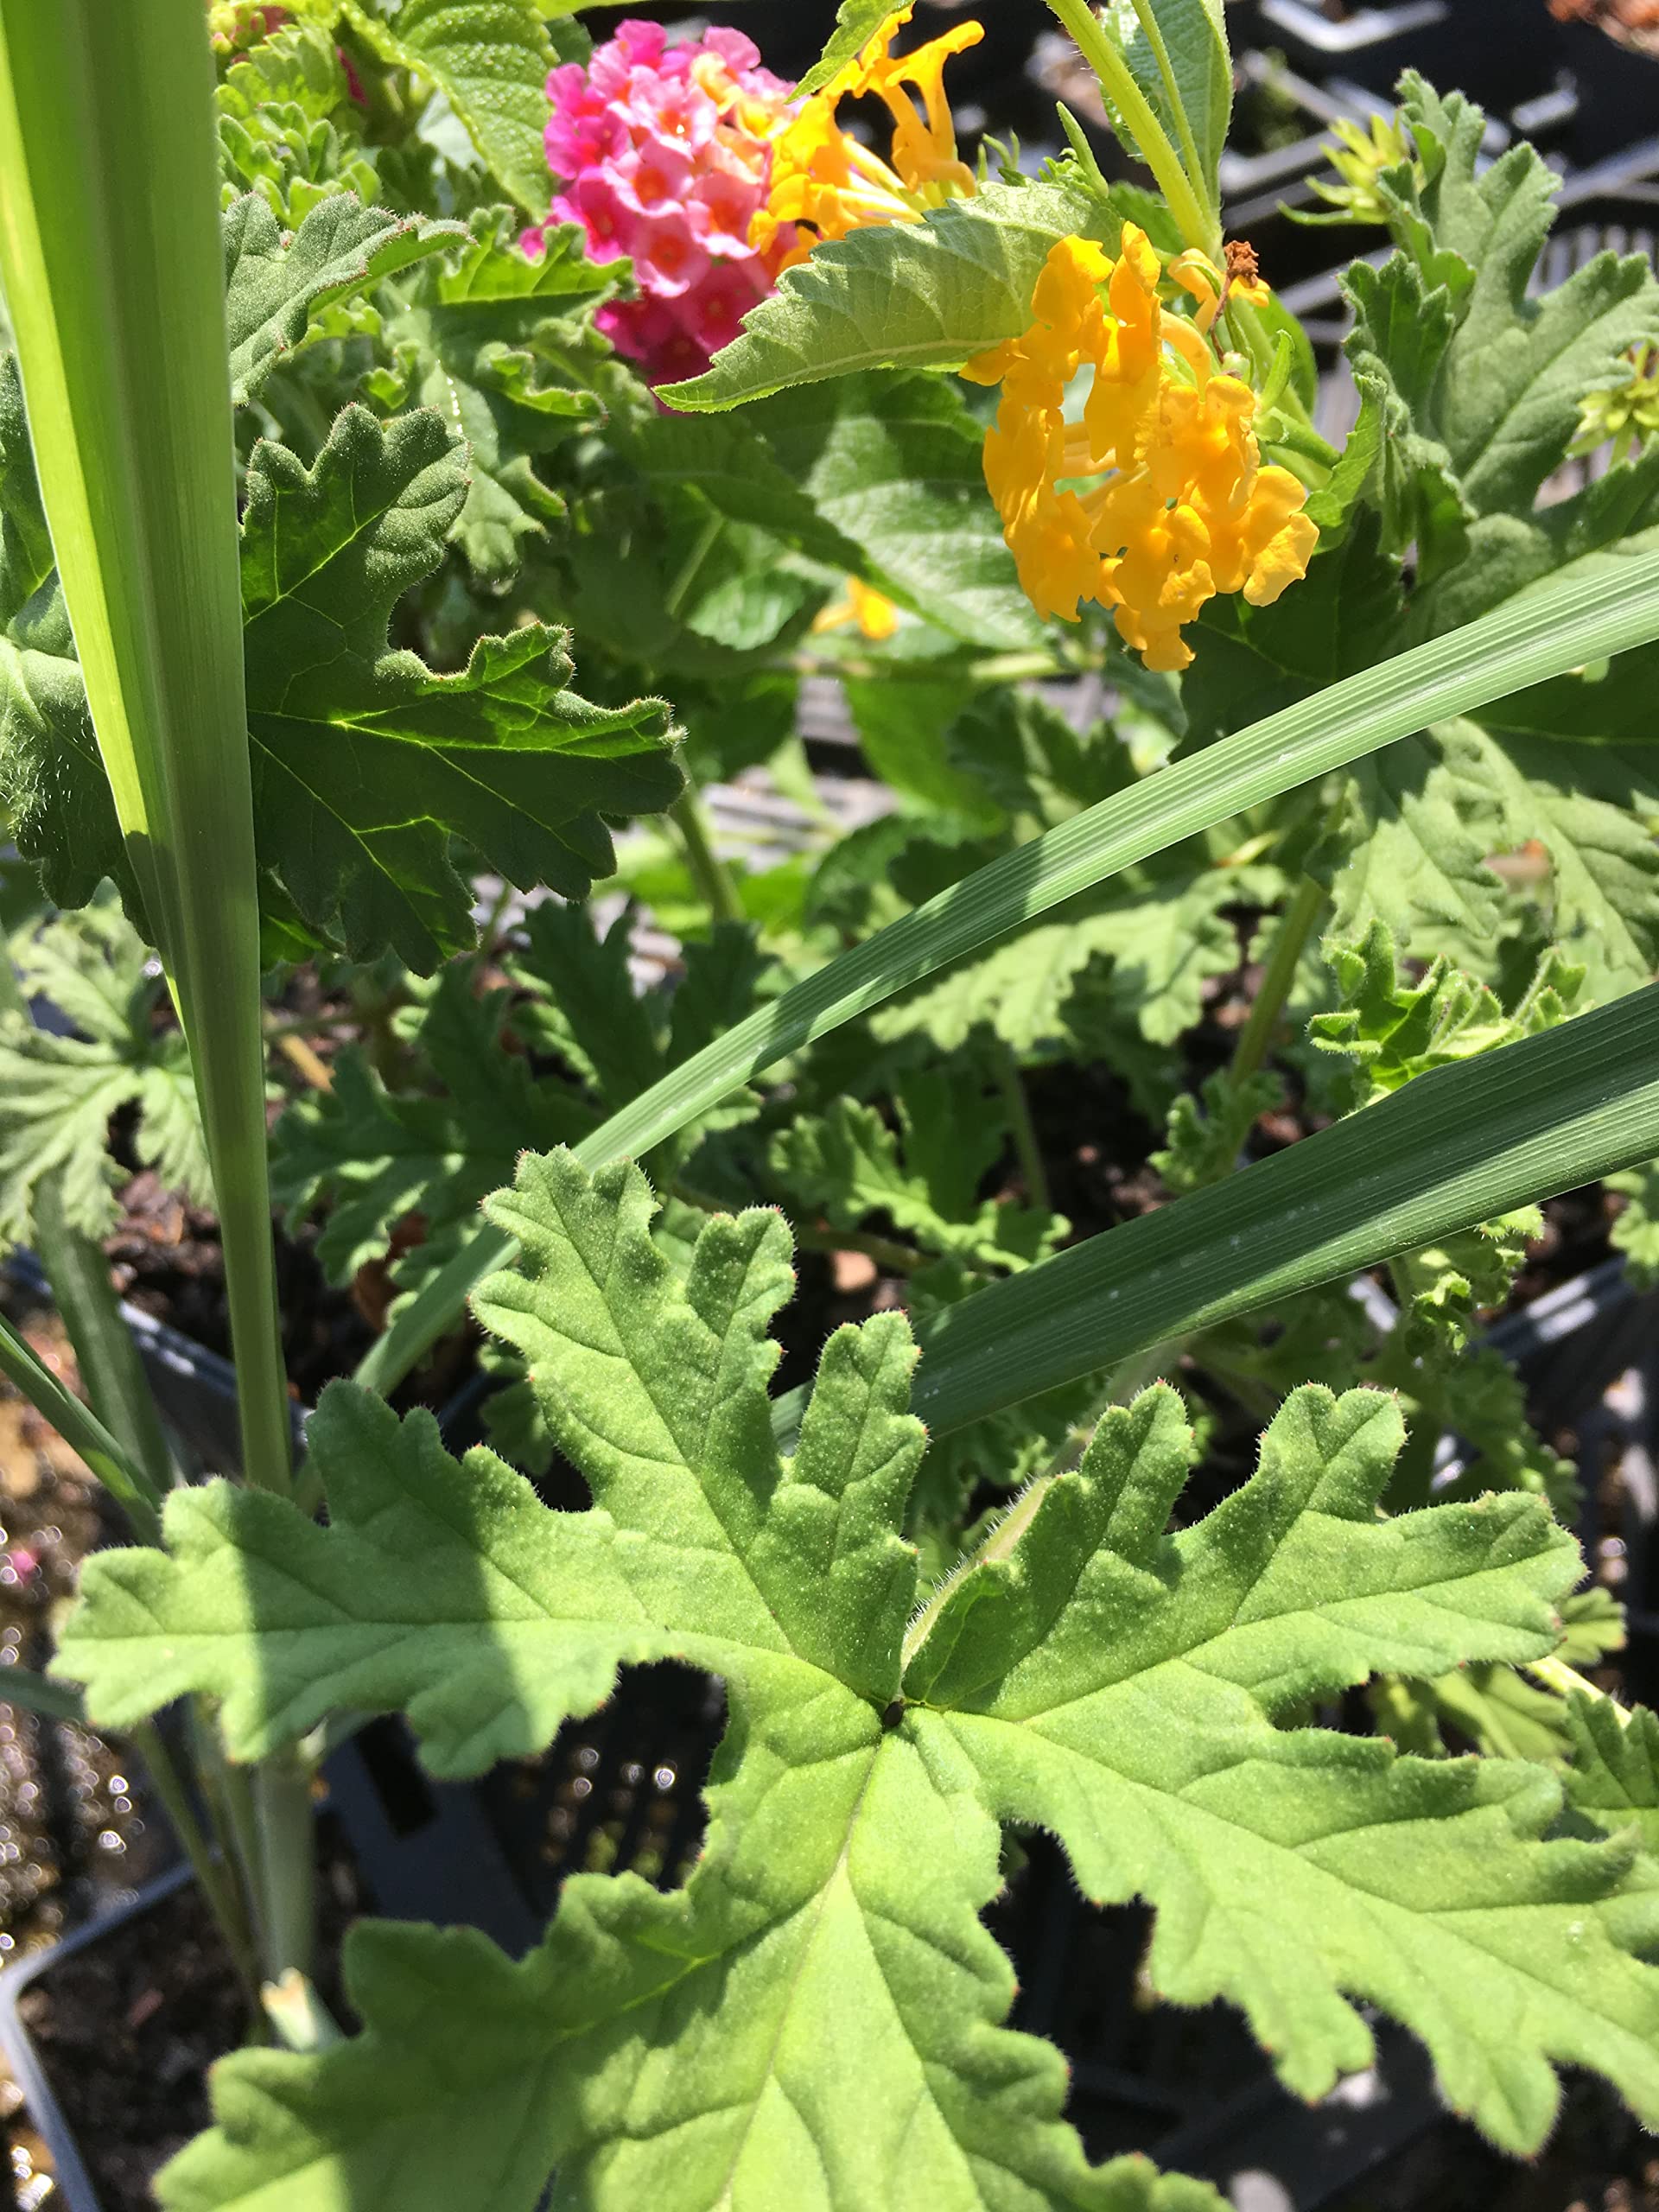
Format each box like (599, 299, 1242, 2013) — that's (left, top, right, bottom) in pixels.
(1229, 869, 1327, 1086)
(992, 1044, 1052, 1215)
(1045, 0, 1220, 255)
(1128, 0, 1211, 219)
(671, 788, 745, 927)
(130, 1719, 264, 2019)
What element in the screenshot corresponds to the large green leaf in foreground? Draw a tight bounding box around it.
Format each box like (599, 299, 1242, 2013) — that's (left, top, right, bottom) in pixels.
(58, 1156, 1659, 2204)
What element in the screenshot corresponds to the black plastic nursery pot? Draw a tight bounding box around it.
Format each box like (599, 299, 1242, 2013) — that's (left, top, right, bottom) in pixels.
(2, 1245, 1652, 2212)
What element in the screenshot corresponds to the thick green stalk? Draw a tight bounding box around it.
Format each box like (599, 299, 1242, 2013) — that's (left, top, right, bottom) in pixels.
(253, 1756, 318, 1985)
(0, 0, 291, 1499)
(1045, 0, 1218, 253)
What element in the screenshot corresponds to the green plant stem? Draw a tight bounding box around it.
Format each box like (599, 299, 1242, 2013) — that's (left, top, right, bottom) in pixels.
(32, 1180, 176, 1507)
(131, 1719, 264, 2016)
(1527, 1656, 1624, 1709)
(1128, 0, 1210, 215)
(253, 1755, 317, 1985)
(1045, 0, 1219, 253)
(1229, 870, 1327, 1085)
(992, 1045, 1052, 1215)
(0, 1308, 164, 1544)
(791, 649, 1076, 685)
(671, 789, 744, 926)
(664, 512, 725, 624)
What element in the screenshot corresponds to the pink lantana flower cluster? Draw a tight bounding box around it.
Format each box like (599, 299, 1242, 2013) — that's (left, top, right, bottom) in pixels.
(524, 20, 799, 386)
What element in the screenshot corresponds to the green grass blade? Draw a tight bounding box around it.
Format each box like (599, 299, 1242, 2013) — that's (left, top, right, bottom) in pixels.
(356, 543, 1659, 1397)
(0, 0, 290, 1493)
(0, 1663, 85, 1725)
(899, 981, 1659, 1437)
(0, 1306, 162, 1544)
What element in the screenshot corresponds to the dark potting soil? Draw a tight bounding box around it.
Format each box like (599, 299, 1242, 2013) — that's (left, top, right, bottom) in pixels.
(105, 1169, 374, 1413)
(15, 1819, 365, 2212)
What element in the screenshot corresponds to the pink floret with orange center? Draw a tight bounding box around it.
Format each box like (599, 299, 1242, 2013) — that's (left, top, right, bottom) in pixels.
(524, 18, 799, 386)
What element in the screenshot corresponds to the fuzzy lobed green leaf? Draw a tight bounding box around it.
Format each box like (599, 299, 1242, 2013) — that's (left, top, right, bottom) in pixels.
(0, 899, 209, 1244)
(224, 190, 462, 404)
(55, 1154, 1659, 2200)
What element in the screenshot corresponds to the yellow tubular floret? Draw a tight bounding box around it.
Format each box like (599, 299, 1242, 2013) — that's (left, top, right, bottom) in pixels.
(754, 5, 982, 262)
(964, 229, 1319, 671)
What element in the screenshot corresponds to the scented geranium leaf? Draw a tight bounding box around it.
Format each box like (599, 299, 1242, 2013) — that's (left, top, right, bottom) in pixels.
(57, 1160, 1659, 2196)
(62, 1382, 660, 1775)
(0, 354, 129, 912)
(771, 1069, 1064, 1273)
(0, 900, 208, 1243)
(910, 1384, 1659, 2150)
(1310, 916, 1583, 1115)
(269, 967, 594, 1286)
(53, 1156, 1219, 2212)
(504, 906, 766, 1172)
(1565, 1695, 1659, 1853)
(1397, 88, 1659, 518)
(157, 1771, 1217, 2212)
(1339, 258, 1469, 579)
(874, 862, 1267, 1057)
(224, 190, 462, 404)
(217, 16, 349, 125)
(241, 406, 681, 967)
(218, 103, 382, 226)
(1444, 717, 1659, 1000)
(1153, 1069, 1287, 1196)
(1100, 0, 1230, 207)
(947, 690, 1137, 833)
(663, 169, 1116, 410)
(372, 212, 616, 582)
(1312, 728, 1508, 974)
(1609, 1160, 1659, 1287)
(339, 0, 555, 216)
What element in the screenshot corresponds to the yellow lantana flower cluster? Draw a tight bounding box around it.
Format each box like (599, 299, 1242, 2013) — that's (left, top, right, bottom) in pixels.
(753, 3, 981, 270)
(963, 229, 1319, 671)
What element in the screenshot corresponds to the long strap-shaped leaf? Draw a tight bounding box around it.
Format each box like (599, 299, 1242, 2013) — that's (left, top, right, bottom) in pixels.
(903, 979, 1659, 1436)
(0, 0, 290, 1492)
(357, 548, 1659, 1395)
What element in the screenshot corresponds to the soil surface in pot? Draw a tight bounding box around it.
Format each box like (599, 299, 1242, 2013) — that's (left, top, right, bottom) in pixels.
(16, 1820, 364, 2212)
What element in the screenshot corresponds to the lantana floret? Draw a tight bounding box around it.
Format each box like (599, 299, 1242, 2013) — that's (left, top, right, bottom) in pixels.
(753, 3, 982, 269)
(526, 19, 800, 385)
(964, 227, 1318, 671)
